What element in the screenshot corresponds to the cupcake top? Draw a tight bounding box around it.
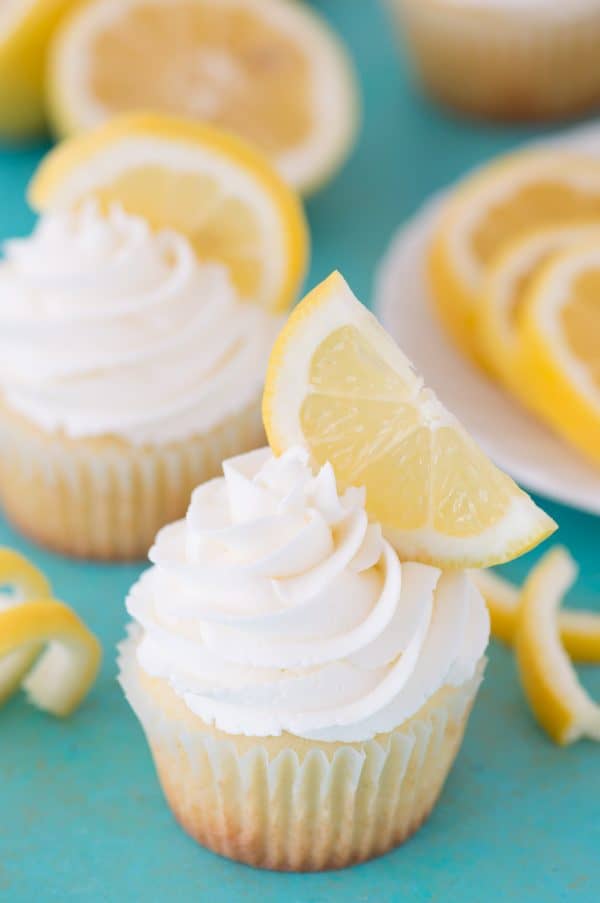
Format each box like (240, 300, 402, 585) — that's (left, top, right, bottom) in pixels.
(0, 203, 279, 444)
(127, 445, 489, 742)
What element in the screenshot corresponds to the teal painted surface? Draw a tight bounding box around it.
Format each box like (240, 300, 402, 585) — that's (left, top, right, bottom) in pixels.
(1, 2, 599, 900)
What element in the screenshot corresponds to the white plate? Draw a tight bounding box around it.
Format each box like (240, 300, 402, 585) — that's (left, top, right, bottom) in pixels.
(374, 123, 600, 516)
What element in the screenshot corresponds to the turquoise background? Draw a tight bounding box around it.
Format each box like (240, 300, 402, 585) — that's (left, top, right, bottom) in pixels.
(1, 2, 599, 900)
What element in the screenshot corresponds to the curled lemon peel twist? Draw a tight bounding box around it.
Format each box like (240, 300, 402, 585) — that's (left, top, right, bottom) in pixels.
(475, 556, 600, 665)
(477, 547, 600, 745)
(0, 548, 101, 716)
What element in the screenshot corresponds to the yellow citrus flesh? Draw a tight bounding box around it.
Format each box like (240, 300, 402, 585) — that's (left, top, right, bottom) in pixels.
(475, 557, 600, 664)
(263, 271, 555, 568)
(29, 112, 309, 312)
(517, 244, 600, 467)
(429, 151, 600, 366)
(515, 547, 600, 745)
(0, 0, 77, 141)
(0, 549, 101, 716)
(478, 223, 600, 398)
(48, 0, 359, 193)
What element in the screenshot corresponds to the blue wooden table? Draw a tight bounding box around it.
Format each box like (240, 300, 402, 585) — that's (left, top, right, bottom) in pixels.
(2, 3, 599, 900)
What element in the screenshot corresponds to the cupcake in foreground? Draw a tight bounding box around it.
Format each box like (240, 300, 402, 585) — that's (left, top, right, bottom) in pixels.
(388, 0, 600, 122)
(0, 114, 308, 559)
(119, 273, 553, 870)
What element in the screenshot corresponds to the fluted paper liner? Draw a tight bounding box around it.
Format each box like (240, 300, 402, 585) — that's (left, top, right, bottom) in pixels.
(118, 627, 485, 871)
(0, 398, 264, 560)
(389, 1, 600, 121)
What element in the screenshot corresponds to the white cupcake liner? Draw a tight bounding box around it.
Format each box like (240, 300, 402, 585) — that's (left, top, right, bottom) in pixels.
(388, 0, 600, 121)
(0, 397, 264, 560)
(118, 626, 485, 871)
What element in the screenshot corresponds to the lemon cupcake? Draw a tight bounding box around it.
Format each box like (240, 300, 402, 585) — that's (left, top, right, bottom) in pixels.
(119, 273, 554, 870)
(388, 0, 600, 121)
(0, 115, 307, 560)
(119, 444, 490, 870)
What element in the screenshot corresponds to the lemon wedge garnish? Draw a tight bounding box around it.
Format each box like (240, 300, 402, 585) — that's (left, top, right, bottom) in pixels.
(0, 548, 101, 716)
(516, 242, 600, 467)
(515, 547, 600, 745)
(429, 150, 600, 365)
(29, 112, 309, 313)
(0, 0, 75, 141)
(47, 0, 359, 193)
(475, 556, 600, 664)
(263, 271, 555, 569)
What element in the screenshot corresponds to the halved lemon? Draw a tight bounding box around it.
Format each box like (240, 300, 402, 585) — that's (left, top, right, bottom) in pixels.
(0, 548, 101, 715)
(29, 112, 309, 312)
(515, 547, 600, 745)
(47, 0, 359, 193)
(478, 223, 600, 397)
(518, 243, 600, 467)
(263, 271, 555, 568)
(0, 0, 76, 141)
(429, 150, 600, 365)
(475, 556, 600, 664)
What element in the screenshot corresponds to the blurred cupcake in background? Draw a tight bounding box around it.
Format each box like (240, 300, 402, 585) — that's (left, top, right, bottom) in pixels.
(0, 114, 308, 560)
(47, 0, 360, 193)
(386, 0, 600, 122)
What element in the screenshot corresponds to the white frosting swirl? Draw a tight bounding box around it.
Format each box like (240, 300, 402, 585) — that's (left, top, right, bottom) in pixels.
(0, 203, 280, 444)
(127, 446, 489, 741)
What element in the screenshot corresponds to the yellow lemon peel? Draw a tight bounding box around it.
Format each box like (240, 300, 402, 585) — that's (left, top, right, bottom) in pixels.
(515, 547, 600, 745)
(475, 556, 600, 664)
(0, 549, 101, 716)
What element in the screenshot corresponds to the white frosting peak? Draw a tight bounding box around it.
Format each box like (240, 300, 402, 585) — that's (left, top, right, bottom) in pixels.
(0, 203, 279, 444)
(127, 447, 489, 741)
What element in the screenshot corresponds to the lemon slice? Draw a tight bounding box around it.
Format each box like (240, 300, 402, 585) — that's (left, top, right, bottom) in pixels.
(475, 557, 600, 664)
(515, 547, 600, 745)
(0, 547, 101, 716)
(429, 151, 600, 364)
(47, 0, 359, 193)
(517, 243, 600, 467)
(29, 112, 309, 313)
(0, 0, 75, 141)
(263, 271, 555, 568)
(478, 223, 600, 395)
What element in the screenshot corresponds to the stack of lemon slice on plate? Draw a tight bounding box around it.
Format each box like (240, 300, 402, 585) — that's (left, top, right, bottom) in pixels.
(429, 149, 600, 469)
